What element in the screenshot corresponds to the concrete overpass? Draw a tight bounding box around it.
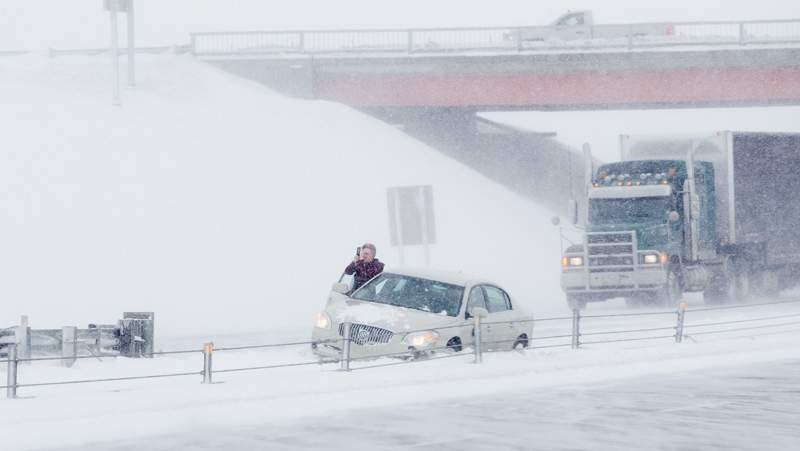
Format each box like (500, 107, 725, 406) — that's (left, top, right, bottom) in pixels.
(208, 48, 800, 111)
(192, 19, 800, 211)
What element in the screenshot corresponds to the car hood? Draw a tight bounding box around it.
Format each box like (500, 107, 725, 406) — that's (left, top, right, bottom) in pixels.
(325, 291, 459, 333)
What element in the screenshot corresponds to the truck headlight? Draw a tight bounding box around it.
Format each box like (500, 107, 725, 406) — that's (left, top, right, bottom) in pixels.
(314, 312, 331, 330)
(562, 256, 584, 268)
(402, 330, 440, 348)
(569, 256, 584, 267)
(641, 252, 668, 265)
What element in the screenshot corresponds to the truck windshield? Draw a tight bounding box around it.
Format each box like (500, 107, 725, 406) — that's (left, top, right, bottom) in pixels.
(351, 273, 464, 317)
(589, 196, 671, 225)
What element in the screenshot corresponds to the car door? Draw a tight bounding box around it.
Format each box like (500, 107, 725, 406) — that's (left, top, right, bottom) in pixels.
(465, 285, 491, 347)
(482, 285, 518, 348)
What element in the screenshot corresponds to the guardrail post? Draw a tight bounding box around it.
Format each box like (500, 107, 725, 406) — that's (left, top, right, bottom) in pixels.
(571, 308, 581, 349)
(298, 32, 305, 52)
(738, 22, 746, 45)
(627, 24, 634, 51)
(515, 28, 523, 52)
(407, 30, 413, 54)
(6, 344, 18, 399)
(473, 314, 483, 364)
(340, 322, 351, 371)
(202, 342, 213, 384)
(62, 326, 77, 368)
(675, 301, 687, 343)
(18, 315, 31, 365)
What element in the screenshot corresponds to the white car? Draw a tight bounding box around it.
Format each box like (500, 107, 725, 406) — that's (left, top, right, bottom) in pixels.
(311, 267, 533, 360)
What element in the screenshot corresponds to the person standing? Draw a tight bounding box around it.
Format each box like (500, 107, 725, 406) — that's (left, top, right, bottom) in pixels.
(344, 243, 384, 291)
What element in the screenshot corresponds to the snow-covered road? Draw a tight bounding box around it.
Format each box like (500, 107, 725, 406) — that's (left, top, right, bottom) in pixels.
(56, 359, 800, 451)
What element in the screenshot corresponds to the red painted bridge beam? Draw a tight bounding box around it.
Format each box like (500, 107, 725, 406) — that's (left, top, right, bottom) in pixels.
(314, 66, 800, 109)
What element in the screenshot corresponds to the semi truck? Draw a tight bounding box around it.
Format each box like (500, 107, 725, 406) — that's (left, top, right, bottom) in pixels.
(560, 132, 800, 309)
(505, 10, 675, 43)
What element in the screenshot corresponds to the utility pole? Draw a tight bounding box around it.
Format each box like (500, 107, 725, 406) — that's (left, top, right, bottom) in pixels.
(109, 0, 121, 106)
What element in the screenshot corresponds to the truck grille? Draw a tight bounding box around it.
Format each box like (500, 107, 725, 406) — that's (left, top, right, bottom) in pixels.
(338, 323, 394, 346)
(586, 231, 636, 273)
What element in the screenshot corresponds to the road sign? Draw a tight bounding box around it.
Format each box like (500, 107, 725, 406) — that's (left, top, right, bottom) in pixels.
(387, 185, 436, 266)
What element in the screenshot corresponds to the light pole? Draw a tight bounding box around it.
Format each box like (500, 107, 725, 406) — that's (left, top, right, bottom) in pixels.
(106, 0, 135, 105)
(127, 0, 135, 87)
(109, 0, 121, 106)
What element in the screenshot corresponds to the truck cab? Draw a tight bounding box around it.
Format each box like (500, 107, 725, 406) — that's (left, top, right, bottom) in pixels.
(560, 132, 800, 309)
(561, 159, 716, 309)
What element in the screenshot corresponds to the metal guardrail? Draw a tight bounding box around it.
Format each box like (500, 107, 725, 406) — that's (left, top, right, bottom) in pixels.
(190, 19, 800, 57)
(3, 297, 800, 398)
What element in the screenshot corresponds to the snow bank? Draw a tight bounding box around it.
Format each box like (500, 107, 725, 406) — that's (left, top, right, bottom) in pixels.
(0, 324, 798, 450)
(0, 53, 562, 336)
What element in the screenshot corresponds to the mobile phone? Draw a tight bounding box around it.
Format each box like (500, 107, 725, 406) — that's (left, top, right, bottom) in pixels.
(356, 247, 361, 257)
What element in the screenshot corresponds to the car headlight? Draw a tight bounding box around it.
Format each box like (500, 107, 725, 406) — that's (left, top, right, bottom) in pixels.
(402, 330, 440, 348)
(314, 312, 331, 330)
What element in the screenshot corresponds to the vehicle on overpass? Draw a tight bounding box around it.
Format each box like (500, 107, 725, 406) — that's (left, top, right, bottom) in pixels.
(506, 10, 675, 43)
(559, 132, 800, 309)
(311, 267, 532, 360)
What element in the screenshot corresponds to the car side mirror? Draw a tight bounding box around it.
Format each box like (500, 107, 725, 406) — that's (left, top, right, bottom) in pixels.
(668, 211, 680, 223)
(331, 282, 350, 294)
(469, 307, 489, 319)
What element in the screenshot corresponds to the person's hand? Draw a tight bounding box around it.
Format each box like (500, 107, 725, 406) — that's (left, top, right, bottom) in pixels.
(353, 255, 362, 264)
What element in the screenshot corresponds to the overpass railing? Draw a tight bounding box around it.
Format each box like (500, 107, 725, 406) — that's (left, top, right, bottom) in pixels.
(190, 19, 800, 57)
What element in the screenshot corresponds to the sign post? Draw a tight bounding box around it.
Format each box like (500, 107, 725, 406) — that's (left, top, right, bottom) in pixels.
(391, 188, 406, 265)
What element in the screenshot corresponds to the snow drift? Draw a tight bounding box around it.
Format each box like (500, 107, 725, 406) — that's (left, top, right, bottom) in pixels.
(0, 53, 563, 336)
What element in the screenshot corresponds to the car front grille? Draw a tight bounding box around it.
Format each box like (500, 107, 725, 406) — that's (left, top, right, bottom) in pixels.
(338, 323, 394, 345)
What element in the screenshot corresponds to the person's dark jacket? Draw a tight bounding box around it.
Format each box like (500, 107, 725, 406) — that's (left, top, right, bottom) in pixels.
(344, 259, 384, 291)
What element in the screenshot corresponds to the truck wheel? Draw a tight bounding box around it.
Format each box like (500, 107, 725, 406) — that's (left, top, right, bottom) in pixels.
(654, 270, 681, 308)
(625, 297, 643, 308)
(755, 270, 781, 299)
(566, 296, 587, 310)
(704, 269, 734, 305)
(733, 269, 751, 303)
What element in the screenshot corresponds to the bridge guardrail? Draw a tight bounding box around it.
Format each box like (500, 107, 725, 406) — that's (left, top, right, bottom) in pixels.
(190, 19, 800, 57)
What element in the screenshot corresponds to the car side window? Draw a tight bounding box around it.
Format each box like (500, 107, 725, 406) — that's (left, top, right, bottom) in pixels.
(484, 286, 511, 313)
(466, 286, 487, 314)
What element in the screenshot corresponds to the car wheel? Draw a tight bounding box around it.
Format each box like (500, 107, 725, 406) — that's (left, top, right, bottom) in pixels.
(446, 337, 462, 353)
(513, 334, 529, 350)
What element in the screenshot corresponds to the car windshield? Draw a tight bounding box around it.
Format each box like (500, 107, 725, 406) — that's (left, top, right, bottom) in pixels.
(351, 273, 464, 317)
(589, 196, 671, 225)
